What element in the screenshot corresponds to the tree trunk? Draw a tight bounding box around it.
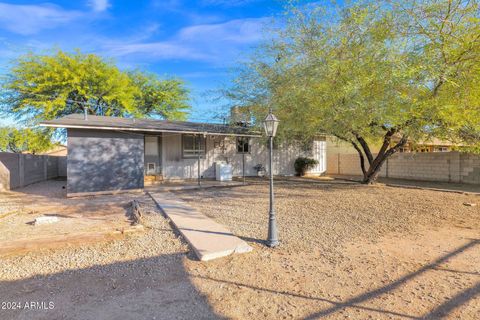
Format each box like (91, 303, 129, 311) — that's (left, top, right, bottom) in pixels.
(362, 154, 388, 184)
(338, 131, 407, 185)
(358, 133, 408, 184)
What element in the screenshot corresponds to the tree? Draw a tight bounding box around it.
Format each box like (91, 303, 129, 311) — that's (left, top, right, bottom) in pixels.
(226, 0, 480, 183)
(0, 127, 55, 154)
(0, 50, 190, 126)
(129, 71, 190, 120)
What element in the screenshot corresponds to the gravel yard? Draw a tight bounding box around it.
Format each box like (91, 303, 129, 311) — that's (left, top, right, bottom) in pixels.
(0, 178, 479, 319)
(176, 178, 480, 319)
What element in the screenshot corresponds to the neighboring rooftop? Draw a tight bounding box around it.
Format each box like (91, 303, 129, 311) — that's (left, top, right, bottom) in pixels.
(40, 114, 261, 137)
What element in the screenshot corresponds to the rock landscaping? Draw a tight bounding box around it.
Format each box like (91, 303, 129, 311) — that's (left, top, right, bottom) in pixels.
(0, 178, 478, 319)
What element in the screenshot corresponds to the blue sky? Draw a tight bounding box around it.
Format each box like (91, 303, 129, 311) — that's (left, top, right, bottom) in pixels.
(0, 0, 294, 125)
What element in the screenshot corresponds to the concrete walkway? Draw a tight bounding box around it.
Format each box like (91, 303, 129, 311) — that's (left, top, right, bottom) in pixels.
(148, 191, 252, 261)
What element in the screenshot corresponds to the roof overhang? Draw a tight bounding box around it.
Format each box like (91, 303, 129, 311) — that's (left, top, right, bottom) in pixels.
(40, 123, 262, 138)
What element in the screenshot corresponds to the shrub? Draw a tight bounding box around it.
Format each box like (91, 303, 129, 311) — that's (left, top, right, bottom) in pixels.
(294, 157, 318, 176)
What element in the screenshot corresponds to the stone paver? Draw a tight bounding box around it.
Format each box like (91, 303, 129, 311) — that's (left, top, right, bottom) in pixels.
(148, 191, 252, 261)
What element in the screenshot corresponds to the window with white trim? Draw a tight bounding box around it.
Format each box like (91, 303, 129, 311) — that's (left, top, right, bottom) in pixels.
(182, 134, 206, 158)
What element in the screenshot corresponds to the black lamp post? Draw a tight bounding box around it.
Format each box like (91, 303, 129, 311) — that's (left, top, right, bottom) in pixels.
(263, 110, 280, 247)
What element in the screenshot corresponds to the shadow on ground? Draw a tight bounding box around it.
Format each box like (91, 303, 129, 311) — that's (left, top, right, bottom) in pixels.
(0, 253, 225, 320)
(190, 238, 480, 319)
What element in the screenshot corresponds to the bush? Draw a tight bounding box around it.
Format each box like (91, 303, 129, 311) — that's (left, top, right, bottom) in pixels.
(294, 157, 318, 176)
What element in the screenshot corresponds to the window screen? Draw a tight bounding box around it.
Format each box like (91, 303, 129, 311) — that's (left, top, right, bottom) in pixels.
(182, 134, 206, 158)
(236, 137, 250, 153)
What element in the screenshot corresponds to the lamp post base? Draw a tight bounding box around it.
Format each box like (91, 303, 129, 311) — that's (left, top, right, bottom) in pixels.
(267, 209, 279, 248)
(266, 239, 280, 247)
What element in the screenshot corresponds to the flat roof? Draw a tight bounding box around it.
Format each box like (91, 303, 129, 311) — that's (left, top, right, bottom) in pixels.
(40, 114, 261, 137)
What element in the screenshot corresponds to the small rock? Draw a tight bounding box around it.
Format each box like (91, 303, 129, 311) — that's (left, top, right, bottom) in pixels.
(463, 202, 477, 207)
(34, 216, 60, 225)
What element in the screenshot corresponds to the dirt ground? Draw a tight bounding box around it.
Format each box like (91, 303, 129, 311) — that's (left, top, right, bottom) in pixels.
(0, 178, 479, 319)
(0, 180, 143, 257)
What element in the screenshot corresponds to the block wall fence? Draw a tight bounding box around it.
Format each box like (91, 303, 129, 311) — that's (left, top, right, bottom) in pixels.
(326, 152, 480, 184)
(0, 152, 67, 191)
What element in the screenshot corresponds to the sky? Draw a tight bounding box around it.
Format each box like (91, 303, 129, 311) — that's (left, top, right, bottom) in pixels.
(0, 0, 294, 126)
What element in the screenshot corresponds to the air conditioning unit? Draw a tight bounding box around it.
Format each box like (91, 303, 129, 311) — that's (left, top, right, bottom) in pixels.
(215, 162, 232, 181)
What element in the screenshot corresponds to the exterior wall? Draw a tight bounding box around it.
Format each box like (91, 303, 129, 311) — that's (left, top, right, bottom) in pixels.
(0, 152, 65, 191)
(326, 151, 480, 184)
(161, 135, 327, 180)
(162, 134, 217, 179)
(67, 129, 144, 194)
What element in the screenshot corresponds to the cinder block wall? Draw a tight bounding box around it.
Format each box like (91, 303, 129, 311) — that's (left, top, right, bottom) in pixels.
(326, 151, 480, 184)
(0, 152, 66, 191)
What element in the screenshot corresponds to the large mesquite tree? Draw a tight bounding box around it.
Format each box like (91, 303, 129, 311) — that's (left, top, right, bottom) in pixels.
(226, 0, 480, 183)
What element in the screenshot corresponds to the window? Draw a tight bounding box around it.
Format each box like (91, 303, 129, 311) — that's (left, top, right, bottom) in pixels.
(236, 137, 250, 153)
(182, 134, 206, 158)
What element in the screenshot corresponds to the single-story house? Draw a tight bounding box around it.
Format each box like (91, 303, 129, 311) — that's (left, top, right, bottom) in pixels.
(41, 114, 326, 196)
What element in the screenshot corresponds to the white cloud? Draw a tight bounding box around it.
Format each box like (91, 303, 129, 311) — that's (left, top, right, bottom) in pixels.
(104, 18, 267, 63)
(88, 0, 110, 12)
(0, 2, 83, 35)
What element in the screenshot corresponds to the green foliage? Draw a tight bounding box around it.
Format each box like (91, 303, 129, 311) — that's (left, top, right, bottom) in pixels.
(0, 50, 190, 125)
(294, 157, 319, 176)
(225, 0, 480, 181)
(129, 71, 190, 121)
(0, 127, 55, 154)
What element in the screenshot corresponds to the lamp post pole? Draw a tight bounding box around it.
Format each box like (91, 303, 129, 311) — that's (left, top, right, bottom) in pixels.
(267, 134, 279, 247)
(264, 110, 280, 248)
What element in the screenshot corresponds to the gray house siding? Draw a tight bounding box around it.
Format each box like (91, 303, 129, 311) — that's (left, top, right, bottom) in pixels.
(67, 129, 144, 194)
(160, 135, 327, 180)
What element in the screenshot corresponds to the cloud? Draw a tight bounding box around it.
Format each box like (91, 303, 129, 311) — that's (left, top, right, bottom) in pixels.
(0, 2, 83, 35)
(104, 18, 267, 63)
(88, 0, 110, 12)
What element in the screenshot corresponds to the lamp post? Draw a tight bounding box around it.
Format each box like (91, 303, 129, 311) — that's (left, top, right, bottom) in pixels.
(263, 110, 280, 247)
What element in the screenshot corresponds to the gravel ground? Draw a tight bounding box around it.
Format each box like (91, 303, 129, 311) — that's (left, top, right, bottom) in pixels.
(0, 178, 479, 319)
(176, 178, 480, 319)
(0, 194, 220, 320)
(176, 179, 479, 260)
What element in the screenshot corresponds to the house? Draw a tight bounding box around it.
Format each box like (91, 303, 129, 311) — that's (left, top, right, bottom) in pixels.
(327, 136, 461, 155)
(41, 114, 326, 197)
(394, 138, 460, 153)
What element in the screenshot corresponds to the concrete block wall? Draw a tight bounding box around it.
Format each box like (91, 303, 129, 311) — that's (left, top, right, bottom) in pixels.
(0, 160, 9, 191)
(386, 152, 460, 182)
(326, 151, 480, 184)
(0, 152, 66, 191)
(460, 153, 480, 184)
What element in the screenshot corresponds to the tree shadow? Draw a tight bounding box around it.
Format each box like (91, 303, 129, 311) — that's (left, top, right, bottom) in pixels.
(0, 253, 225, 320)
(302, 238, 480, 319)
(421, 281, 480, 319)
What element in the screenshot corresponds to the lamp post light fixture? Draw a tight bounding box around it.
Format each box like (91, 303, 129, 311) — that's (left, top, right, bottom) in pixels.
(263, 110, 280, 248)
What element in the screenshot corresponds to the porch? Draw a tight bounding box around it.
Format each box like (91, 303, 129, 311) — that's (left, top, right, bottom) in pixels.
(145, 179, 245, 192)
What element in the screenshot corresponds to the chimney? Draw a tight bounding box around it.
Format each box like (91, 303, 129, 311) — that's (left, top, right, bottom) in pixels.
(230, 106, 250, 127)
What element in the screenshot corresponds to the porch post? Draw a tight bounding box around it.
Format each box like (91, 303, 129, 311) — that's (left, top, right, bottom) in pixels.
(197, 134, 201, 187)
(242, 151, 245, 185)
